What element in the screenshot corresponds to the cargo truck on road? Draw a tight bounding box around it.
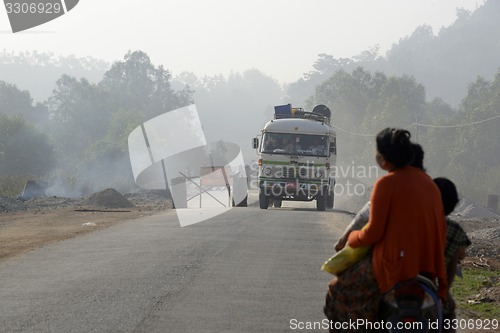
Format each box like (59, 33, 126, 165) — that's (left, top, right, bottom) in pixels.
(252, 104, 337, 211)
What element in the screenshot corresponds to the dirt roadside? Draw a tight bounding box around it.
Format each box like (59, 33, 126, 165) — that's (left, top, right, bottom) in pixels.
(0, 207, 167, 262)
(0, 189, 172, 262)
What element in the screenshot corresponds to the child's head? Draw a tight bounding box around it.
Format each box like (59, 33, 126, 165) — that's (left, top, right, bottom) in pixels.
(433, 177, 460, 216)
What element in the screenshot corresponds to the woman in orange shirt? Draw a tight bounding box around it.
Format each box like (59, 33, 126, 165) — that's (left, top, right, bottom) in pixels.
(324, 128, 447, 332)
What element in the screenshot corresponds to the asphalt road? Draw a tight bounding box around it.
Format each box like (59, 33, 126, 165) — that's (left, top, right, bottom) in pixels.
(0, 203, 352, 333)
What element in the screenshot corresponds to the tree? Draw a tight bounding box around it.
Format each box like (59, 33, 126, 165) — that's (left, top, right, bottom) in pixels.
(99, 50, 193, 121)
(385, 25, 436, 74)
(47, 75, 110, 163)
(309, 68, 428, 167)
(0, 81, 48, 125)
(286, 54, 355, 106)
(0, 114, 54, 176)
(44, 51, 195, 194)
(445, 72, 500, 202)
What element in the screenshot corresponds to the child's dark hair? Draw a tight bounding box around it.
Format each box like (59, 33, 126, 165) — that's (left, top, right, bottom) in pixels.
(376, 128, 414, 168)
(433, 177, 460, 216)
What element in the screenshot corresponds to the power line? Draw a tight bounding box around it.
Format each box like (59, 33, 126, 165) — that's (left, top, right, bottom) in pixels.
(410, 114, 500, 128)
(330, 124, 374, 137)
(332, 113, 500, 137)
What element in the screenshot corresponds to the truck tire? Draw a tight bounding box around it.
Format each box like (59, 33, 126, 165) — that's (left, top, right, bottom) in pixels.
(259, 190, 269, 209)
(273, 199, 282, 208)
(316, 191, 326, 211)
(326, 191, 334, 209)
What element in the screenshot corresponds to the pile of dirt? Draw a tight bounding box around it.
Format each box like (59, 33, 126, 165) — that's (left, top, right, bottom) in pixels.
(83, 188, 135, 209)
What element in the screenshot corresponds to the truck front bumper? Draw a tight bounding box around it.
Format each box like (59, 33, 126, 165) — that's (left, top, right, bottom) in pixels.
(259, 179, 326, 198)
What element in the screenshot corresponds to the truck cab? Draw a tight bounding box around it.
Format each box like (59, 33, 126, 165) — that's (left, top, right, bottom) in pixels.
(253, 104, 336, 211)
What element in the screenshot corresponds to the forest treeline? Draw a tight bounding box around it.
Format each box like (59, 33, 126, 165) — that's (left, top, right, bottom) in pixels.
(0, 0, 499, 205)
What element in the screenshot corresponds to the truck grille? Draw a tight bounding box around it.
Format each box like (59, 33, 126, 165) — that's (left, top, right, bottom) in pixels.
(278, 166, 310, 179)
(282, 166, 296, 178)
(299, 168, 308, 178)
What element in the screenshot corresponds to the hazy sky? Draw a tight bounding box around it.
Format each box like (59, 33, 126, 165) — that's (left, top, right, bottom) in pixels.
(0, 0, 483, 83)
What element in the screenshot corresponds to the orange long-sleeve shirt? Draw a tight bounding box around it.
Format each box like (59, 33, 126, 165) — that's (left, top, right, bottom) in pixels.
(348, 166, 448, 298)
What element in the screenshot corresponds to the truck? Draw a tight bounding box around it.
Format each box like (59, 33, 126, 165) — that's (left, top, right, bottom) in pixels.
(252, 104, 337, 211)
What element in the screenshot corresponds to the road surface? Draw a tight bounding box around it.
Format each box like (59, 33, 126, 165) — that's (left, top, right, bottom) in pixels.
(0, 203, 352, 333)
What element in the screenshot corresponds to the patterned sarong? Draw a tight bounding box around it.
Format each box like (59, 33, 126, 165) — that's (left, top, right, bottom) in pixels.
(324, 255, 382, 332)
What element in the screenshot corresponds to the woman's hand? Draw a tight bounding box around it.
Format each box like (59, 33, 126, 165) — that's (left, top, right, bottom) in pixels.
(335, 232, 350, 252)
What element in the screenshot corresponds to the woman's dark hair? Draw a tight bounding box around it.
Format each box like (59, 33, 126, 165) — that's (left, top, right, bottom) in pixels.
(433, 177, 460, 216)
(410, 143, 425, 171)
(376, 128, 414, 168)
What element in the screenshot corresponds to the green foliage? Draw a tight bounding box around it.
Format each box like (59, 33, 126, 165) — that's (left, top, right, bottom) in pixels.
(0, 114, 54, 177)
(307, 62, 500, 203)
(41, 50, 195, 194)
(0, 81, 33, 115)
(100, 50, 193, 121)
(0, 81, 48, 125)
(47, 75, 110, 165)
(1, 50, 198, 195)
(447, 73, 500, 202)
(309, 68, 427, 168)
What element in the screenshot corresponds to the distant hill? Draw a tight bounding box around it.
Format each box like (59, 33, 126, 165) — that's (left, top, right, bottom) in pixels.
(0, 51, 108, 103)
(376, 0, 500, 106)
(289, 0, 500, 108)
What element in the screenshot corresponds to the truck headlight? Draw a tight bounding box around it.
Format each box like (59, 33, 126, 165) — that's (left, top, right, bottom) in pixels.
(263, 166, 272, 176)
(315, 170, 323, 179)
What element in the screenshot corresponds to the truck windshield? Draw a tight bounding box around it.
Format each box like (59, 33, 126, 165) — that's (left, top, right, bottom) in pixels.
(261, 133, 328, 157)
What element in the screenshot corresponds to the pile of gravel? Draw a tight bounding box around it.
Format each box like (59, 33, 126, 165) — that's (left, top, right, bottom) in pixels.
(469, 227, 500, 241)
(0, 195, 25, 212)
(24, 196, 83, 209)
(0, 188, 171, 212)
(83, 188, 135, 209)
(0, 195, 83, 212)
(466, 238, 500, 259)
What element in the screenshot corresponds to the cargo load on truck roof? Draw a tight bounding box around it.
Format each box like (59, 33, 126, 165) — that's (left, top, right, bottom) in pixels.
(274, 103, 331, 125)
